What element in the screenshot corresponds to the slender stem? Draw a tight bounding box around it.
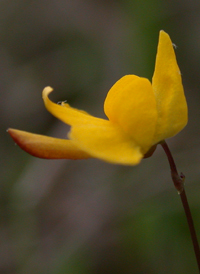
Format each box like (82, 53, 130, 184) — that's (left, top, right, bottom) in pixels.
(180, 190, 200, 268)
(160, 140, 200, 272)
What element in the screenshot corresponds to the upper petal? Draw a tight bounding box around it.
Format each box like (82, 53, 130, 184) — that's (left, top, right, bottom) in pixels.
(42, 87, 104, 126)
(69, 120, 143, 165)
(8, 128, 90, 159)
(104, 75, 157, 153)
(152, 30, 188, 144)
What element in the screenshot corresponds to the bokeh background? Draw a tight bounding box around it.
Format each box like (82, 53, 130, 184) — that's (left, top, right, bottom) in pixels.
(1, 0, 200, 273)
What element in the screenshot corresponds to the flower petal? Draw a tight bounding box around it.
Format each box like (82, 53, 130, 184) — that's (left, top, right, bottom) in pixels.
(69, 121, 143, 165)
(104, 75, 157, 153)
(8, 128, 90, 159)
(152, 30, 188, 143)
(42, 87, 142, 164)
(42, 87, 103, 126)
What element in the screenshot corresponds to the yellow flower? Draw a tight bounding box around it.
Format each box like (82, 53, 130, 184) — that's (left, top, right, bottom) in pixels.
(8, 31, 188, 165)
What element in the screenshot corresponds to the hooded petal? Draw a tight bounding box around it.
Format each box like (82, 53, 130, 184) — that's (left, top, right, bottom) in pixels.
(8, 128, 90, 159)
(69, 120, 143, 165)
(152, 30, 188, 144)
(104, 75, 157, 153)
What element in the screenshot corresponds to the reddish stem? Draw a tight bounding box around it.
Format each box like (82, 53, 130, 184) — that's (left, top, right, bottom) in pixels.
(161, 140, 200, 272)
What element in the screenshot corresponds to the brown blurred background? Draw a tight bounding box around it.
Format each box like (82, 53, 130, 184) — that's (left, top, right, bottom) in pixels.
(1, 0, 200, 273)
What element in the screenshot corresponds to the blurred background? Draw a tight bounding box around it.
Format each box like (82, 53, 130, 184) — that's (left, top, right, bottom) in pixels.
(1, 0, 200, 273)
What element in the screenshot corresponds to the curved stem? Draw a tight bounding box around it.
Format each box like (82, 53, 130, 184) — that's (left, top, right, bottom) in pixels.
(160, 140, 200, 272)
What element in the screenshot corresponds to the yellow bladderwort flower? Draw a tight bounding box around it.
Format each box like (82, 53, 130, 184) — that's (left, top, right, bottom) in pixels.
(8, 31, 188, 165)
